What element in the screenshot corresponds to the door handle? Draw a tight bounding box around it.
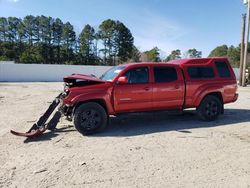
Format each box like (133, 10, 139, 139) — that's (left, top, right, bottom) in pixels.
(144, 87, 150, 91)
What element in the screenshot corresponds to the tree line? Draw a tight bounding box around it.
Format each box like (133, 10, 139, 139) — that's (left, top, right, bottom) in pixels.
(0, 15, 137, 65)
(142, 45, 244, 68)
(141, 47, 202, 62)
(0, 15, 246, 67)
(208, 44, 243, 68)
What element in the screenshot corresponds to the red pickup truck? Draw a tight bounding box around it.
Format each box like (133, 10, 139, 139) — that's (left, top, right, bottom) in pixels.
(61, 58, 238, 135)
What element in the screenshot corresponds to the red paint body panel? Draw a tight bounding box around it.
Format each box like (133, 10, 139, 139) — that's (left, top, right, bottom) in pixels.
(63, 58, 238, 115)
(113, 83, 153, 112)
(179, 58, 237, 107)
(151, 65, 185, 110)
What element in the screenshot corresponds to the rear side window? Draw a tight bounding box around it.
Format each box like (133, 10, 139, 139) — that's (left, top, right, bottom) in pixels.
(123, 67, 149, 84)
(154, 67, 177, 83)
(187, 66, 215, 79)
(215, 61, 231, 78)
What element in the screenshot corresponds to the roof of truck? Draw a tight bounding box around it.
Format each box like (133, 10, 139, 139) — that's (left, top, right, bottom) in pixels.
(168, 57, 228, 65)
(123, 57, 228, 65)
(124, 58, 228, 67)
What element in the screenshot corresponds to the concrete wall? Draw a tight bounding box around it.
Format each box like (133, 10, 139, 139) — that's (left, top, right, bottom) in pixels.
(0, 62, 240, 82)
(0, 62, 112, 82)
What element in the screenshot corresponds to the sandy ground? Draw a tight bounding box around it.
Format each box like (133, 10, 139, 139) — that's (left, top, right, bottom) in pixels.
(0, 83, 250, 188)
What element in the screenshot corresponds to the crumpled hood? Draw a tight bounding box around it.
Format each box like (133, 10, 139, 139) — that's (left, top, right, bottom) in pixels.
(63, 74, 105, 83)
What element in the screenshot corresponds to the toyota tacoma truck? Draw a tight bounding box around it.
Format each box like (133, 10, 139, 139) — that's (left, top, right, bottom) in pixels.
(60, 58, 238, 135)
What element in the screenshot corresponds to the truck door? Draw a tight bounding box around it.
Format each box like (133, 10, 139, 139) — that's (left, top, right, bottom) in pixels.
(152, 66, 185, 110)
(113, 66, 153, 113)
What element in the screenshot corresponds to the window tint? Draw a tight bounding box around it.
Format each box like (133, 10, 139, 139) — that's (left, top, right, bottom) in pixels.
(123, 67, 149, 84)
(215, 61, 231, 78)
(154, 67, 177, 83)
(187, 66, 215, 79)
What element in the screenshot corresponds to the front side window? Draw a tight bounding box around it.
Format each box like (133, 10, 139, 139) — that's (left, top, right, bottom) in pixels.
(187, 66, 215, 79)
(123, 67, 149, 84)
(154, 67, 177, 83)
(215, 61, 231, 78)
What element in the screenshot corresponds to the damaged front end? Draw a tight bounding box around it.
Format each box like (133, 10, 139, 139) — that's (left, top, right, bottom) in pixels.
(10, 73, 106, 138)
(60, 73, 106, 120)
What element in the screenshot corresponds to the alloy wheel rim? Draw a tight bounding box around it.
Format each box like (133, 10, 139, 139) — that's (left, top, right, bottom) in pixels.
(205, 101, 218, 117)
(80, 109, 101, 130)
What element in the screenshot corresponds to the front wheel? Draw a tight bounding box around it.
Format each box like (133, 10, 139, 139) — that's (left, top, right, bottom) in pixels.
(197, 95, 222, 121)
(73, 102, 108, 135)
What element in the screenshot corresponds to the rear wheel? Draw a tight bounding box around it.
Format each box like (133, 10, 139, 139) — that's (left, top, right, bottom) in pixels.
(73, 102, 108, 135)
(197, 95, 222, 121)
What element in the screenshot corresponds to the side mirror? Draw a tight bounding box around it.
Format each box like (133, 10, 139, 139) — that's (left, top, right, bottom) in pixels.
(117, 76, 128, 84)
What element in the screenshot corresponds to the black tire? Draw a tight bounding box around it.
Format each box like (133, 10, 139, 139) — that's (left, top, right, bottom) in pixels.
(197, 95, 222, 121)
(73, 102, 108, 135)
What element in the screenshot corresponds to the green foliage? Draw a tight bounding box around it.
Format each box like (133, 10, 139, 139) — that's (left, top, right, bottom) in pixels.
(143, 47, 161, 62)
(19, 46, 43, 64)
(99, 19, 116, 65)
(64, 60, 75, 65)
(114, 21, 134, 63)
(208, 45, 228, 57)
(0, 15, 136, 65)
(0, 56, 9, 61)
(208, 44, 241, 67)
(0, 41, 21, 61)
(79, 24, 96, 65)
(23, 15, 36, 44)
(7, 17, 21, 42)
(166, 49, 181, 61)
(130, 46, 141, 62)
(98, 19, 134, 65)
(227, 45, 240, 67)
(52, 18, 63, 64)
(6, 14, 245, 67)
(0, 17, 8, 42)
(187, 48, 202, 58)
(62, 22, 76, 49)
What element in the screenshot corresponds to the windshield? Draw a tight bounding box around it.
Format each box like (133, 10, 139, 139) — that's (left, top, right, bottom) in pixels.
(99, 65, 125, 81)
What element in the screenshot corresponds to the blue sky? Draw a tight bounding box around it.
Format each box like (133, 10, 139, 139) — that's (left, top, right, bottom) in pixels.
(0, 0, 246, 57)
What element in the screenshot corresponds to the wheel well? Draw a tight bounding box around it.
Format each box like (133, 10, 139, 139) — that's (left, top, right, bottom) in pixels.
(73, 99, 108, 114)
(201, 92, 224, 114)
(206, 92, 223, 104)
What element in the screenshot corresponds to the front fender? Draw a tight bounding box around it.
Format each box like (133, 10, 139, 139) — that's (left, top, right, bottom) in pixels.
(74, 92, 114, 114)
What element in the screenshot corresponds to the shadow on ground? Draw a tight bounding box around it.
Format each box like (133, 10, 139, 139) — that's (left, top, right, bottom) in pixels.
(23, 108, 250, 142)
(23, 126, 75, 143)
(94, 108, 250, 137)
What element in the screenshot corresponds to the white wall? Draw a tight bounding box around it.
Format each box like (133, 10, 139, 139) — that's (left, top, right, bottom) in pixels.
(0, 62, 240, 82)
(0, 62, 112, 82)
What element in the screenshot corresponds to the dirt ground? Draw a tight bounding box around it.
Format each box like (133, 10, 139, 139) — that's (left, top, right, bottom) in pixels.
(0, 83, 250, 188)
